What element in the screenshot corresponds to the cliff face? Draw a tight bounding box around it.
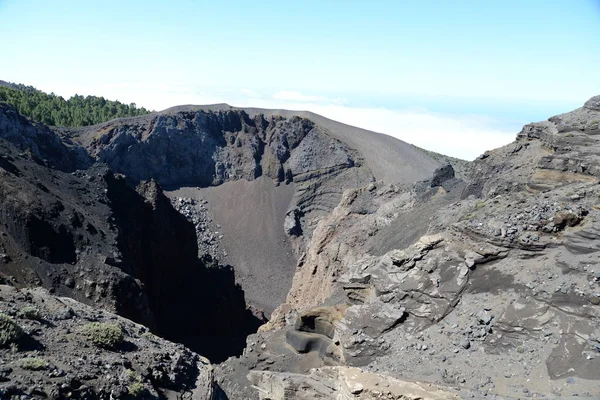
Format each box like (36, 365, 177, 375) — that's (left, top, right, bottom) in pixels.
(0, 103, 90, 172)
(64, 107, 444, 313)
(216, 96, 600, 400)
(71, 106, 442, 188)
(8, 95, 600, 399)
(76, 110, 336, 187)
(0, 104, 261, 365)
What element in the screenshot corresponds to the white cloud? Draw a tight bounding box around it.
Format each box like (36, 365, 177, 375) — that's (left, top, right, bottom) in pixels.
(311, 105, 515, 160)
(231, 96, 516, 161)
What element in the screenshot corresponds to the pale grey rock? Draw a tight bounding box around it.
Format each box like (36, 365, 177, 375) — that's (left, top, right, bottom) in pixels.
(248, 367, 459, 400)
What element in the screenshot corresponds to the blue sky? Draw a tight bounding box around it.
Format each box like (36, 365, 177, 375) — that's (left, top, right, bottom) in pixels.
(1, 0, 599, 159)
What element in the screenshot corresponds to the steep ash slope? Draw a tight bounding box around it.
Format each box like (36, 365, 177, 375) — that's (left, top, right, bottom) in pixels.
(174, 177, 297, 314)
(63, 106, 446, 312)
(215, 96, 600, 400)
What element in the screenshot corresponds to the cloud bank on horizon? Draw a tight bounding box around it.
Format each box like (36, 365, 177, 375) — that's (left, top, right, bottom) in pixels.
(2, 0, 598, 160)
(245, 94, 515, 161)
(43, 81, 516, 161)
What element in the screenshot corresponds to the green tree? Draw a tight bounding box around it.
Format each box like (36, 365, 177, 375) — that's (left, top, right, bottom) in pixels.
(0, 83, 151, 127)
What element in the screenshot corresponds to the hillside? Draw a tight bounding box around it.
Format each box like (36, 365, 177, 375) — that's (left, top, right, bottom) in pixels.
(62, 104, 448, 312)
(0, 82, 150, 127)
(0, 94, 599, 399)
(223, 96, 600, 399)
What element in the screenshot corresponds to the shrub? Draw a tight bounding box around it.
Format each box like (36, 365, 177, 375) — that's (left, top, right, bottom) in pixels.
(124, 369, 146, 397)
(127, 380, 145, 397)
(18, 306, 42, 320)
(82, 322, 124, 349)
(458, 212, 477, 222)
(0, 313, 25, 346)
(141, 331, 158, 340)
(19, 357, 49, 370)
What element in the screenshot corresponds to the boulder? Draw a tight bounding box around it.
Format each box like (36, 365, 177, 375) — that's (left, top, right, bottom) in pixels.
(431, 164, 455, 187)
(248, 367, 459, 400)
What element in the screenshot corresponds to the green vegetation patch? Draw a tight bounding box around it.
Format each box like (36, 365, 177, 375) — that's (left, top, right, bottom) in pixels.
(128, 380, 146, 397)
(0, 84, 151, 127)
(124, 369, 147, 397)
(141, 331, 158, 341)
(18, 306, 42, 320)
(82, 322, 124, 349)
(19, 357, 49, 370)
(0, 313, 25, 346)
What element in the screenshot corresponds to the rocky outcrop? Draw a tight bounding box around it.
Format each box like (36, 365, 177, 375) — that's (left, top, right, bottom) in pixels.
(0, 104, 90, 171)
(6, 92, 600, 399)
(584, 95, 600, 112)
(65, 107, 444, 314)
(430, 164, 455, 187)
(265, 177, 466, 329)
(0, 109, 262, 364)
(73, 109, 370, 194)
(219, 96, 600, 400)
(248, 367, 459, 400)
(0, 285, 213, 399)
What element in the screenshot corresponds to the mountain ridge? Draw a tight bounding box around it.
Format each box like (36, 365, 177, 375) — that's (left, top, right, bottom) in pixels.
(0, 92, 599, 399)
(59, 104, 448, 313)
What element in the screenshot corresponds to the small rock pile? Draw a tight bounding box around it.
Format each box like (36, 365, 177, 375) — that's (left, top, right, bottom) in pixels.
(462, 309, 494, 348)
(170, 196, 225, 259)
(465, 198, 588, 244)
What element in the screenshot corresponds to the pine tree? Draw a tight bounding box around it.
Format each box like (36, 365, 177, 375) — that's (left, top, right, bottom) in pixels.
(0, 84, 151, 127)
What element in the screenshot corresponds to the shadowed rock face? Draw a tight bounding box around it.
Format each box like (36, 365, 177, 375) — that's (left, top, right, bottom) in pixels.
(75, 110, 317, 187)
(0, 103, 90, 172)
(0, 105, 263, 365)
(105, 175, 264, 362)
(64, 107, 444, 314)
